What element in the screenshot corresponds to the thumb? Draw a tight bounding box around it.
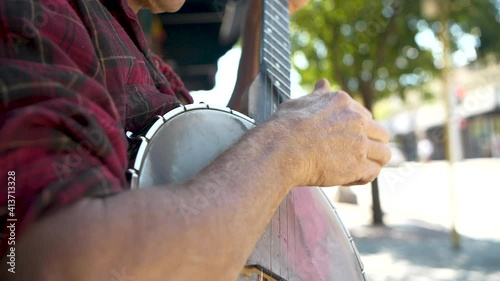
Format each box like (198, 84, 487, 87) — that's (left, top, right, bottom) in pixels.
(314, 78, 330, 92)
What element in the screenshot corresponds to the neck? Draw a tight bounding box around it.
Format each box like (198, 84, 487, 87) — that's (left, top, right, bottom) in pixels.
(247, 0, 291, 123)
(260, 0, 291, 100)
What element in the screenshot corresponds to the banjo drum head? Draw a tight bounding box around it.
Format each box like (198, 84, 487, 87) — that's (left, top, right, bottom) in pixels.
(130, 104, 256, 188)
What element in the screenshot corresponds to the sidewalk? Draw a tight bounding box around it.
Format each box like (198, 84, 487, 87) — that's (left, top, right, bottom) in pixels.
(325, 159, 500, 281)
(350, 223, 500, 281)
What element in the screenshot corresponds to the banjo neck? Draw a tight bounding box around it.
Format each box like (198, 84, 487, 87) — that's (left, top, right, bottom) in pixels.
(248, 0, 292, 123)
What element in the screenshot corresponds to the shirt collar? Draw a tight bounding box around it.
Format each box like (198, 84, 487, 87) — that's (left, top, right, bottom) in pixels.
(100, 0, 149, 53)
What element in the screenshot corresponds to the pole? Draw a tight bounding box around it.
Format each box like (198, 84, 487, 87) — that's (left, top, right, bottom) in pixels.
(439, 0, 461, 250)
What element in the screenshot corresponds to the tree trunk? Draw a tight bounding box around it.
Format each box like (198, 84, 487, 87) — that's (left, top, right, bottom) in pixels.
(371, 178, 384, 225)
(360, 82, 384, 226)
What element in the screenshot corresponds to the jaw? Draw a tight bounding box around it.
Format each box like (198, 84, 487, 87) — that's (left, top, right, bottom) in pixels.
(148, 0, 186, 13)
(127, 0, 185, 14)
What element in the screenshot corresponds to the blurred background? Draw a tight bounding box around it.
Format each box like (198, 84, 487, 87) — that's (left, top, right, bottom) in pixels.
(138, 0, 500, 280)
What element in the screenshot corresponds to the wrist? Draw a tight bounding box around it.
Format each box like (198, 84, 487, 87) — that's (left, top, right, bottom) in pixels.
(252, 120, 310, 189)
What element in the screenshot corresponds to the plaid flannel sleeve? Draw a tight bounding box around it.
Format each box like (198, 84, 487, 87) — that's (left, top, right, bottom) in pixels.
(0, 0, 129, 257)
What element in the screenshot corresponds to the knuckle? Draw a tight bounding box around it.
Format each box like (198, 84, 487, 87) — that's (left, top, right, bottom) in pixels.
(336, 90, 350, 98)
(352, 109, 365, 122)
(279, 98, 293, 108)
(354, 144, 367, 162)
(354, 132, 368, 146)
(346, 109, 367, 128)
(332, 91, 351, 104)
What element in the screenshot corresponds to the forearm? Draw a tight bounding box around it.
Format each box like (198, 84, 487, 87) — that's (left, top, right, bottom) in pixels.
(7, 123, 297, 281)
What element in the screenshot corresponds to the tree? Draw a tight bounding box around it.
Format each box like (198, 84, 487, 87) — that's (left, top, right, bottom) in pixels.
(291, 0, 500, 224)
(292, 0, 500, 109)
(448, 0, 500, 61)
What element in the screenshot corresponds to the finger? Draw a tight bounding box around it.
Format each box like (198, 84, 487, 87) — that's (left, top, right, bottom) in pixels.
(367, 140, 392, 165)
(366, 120, 390, 143)
(314, 78, 330, 93)
(345, 160, 381, 186)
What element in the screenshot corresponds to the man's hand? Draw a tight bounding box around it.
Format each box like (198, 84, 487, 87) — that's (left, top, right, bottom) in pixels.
(269, 79, 391, 187)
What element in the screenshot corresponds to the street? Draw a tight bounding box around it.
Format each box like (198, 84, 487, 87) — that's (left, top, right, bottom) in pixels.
(324, 159, 500, 281)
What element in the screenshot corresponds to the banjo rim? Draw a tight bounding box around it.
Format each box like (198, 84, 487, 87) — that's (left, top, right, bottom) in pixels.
(127, 103, 256, 189)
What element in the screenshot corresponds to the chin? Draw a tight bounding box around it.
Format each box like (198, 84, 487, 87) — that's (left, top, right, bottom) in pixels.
(151, 0, 185, 13)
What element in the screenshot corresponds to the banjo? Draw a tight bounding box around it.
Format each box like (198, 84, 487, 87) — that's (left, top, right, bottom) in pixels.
(127, 0, 368, 280)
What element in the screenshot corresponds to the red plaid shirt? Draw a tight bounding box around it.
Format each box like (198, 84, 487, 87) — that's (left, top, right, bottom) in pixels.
(0, 0, 193, 256)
